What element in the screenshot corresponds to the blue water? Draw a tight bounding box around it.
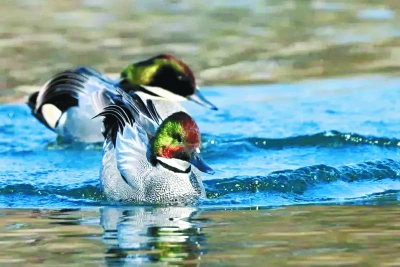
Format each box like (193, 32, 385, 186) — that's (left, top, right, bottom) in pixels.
(1, 74, 400, 208)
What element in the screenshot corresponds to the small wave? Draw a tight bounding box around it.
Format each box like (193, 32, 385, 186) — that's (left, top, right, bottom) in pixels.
(0, 183, 105, 201)
(1, 159, 399, 207)
(204, 159, 400, 198)
(202, 131, 400, 152)
(44, 135, 104, 150)
(4, 129, 395, 154)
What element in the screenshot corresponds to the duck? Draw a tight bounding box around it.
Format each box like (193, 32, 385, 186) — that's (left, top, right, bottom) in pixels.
(92, 85, 214, 204)
(27, 54, 218, 143)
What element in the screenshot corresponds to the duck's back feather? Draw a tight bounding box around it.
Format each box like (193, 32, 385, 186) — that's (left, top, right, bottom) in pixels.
(27, 67, 110, 131)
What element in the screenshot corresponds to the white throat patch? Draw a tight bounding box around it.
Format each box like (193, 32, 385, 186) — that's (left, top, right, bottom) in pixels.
(157, 157, 191, 172)
(140, 85, 187, 102)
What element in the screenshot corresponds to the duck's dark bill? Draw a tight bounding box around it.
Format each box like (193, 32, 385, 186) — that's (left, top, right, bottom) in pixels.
(187, 88, 218, 111)
(190, 154, 215, 174)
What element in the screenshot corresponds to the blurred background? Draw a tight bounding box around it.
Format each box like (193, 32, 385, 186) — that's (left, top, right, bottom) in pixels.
(1, 0, 400, 102)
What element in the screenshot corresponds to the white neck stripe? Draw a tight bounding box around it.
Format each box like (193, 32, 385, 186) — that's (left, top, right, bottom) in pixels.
(140, 85, 187, 102)
(156, 157, 190, 172)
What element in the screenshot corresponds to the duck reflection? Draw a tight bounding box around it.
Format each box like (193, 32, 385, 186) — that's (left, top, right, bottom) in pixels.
(100, 206, 206, 266)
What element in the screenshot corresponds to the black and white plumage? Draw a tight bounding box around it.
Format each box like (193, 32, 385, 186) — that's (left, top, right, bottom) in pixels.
(27, 67, 115, 143)
(94, 87, 213, 204)
(27, 67, 188, 143)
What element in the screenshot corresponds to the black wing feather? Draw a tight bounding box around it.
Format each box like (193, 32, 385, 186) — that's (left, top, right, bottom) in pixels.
(96, 87, 164, 144)
(93, 104, 135, 145)
(116, 87, 161, 126)
(146, 99, 163, 125)
(34, 71, 88, 113)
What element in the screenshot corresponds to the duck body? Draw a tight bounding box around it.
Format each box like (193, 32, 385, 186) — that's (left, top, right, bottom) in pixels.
(94, 87, 213, 204)
(101, 133, 205, 204)
(27, 54, 217, 143)
(27, 67, 108, 143)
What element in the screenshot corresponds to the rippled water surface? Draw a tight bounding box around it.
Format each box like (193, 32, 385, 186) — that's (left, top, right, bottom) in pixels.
(1, 75, 400, 265)
(2, 75, 400, 208)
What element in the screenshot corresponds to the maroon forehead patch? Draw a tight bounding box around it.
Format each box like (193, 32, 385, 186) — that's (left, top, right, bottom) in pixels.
(161, 54, 196, 87)
(167, 112, 200, 146)
(182, 117, 200, 147)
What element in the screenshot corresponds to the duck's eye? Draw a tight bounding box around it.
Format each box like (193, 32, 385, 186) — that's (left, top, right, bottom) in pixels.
(177, 75, 184, 80)
(173, 134, 182, 143)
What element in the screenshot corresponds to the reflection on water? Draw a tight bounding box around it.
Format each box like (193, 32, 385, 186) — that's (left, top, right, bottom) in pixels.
(0, 207, 207, 265)
(100, 207, 205, 265)
(1, 206, 400, 265)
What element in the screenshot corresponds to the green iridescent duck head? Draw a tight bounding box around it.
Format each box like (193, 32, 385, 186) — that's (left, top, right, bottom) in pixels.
(120, 54, 218, 110)
(151, 111, 214, 174)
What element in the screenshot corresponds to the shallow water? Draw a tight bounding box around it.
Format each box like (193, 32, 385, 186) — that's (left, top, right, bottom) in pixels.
(1, 75, 400, 264)
(0, 206, 400, 266)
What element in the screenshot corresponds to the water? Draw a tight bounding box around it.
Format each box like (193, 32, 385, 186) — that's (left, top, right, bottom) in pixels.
(1, 205, 399, 266)
(2, 75, 400, 208)
(1, 75, 400, 264)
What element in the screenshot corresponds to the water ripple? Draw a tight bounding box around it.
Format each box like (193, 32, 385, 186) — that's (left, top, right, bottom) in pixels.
(202, 130, 400, 152)
(205, 159, 400, 198)
(0, 159, 399, 208)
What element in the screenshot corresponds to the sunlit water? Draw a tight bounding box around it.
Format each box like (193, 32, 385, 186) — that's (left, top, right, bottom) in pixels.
(2, 75, 400, 208)
(1, 75, 400, 265)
